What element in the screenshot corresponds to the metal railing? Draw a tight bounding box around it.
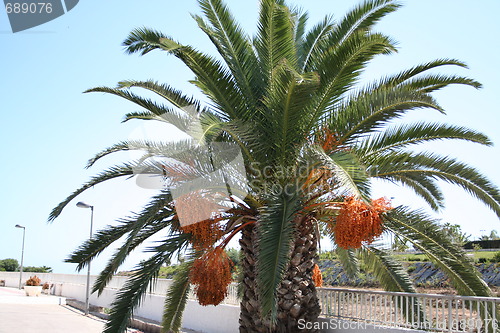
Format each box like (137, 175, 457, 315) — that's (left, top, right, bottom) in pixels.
(317, 287, 500, 332)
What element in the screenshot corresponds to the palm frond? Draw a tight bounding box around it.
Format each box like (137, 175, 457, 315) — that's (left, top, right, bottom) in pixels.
(361, 245, 415, 292)
(116, 79, 202, 109)
(103, 233, 190, 333)
(162, 259, 193, 333)
(92, 193, 178, 294)
(377, 58, 470, 87)
(385, 207, 492, 297)
(48, 162, 139, 222)
(335, 247, 359, 278)
(124, 28, 246, 120)
(398, 74, 481, 93)
(123, 27, 171, 55)
(374, 153, 500, 217)
(357, 122, 491, 155)
(361, 245, 427, 325)
(85, 139, 194, 169)
(194, 0, 262, 106)
(376, 173, 443, 210)
(304, 0, 399, 71)
(298, 15, 332, 70)
(255, 0, 297, 82)
(312, 147, 371, 200)
(308, 32, 397, 127)
(335, 87, 443, 144)
(257, 187, 301, 321)
(291, 7, 308, 54)
(64, 223, 130, 269)
(85, 86, 180, 117)
(262, 66, 320, 164)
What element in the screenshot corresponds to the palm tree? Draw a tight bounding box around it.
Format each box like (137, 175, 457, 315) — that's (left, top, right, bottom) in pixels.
(50, 0, 500, 332)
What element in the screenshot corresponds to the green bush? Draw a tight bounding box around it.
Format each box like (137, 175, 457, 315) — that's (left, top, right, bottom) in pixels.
(407, 265, 417, 273)
(0, 259, 19, 272)
(491, 251, 500, 263)
(478, 258, 489, 263)
(24, 266, 52, 273)
(159, 265, 180, 279)
(407, 257, 421, 262)
(319, 250, 337, 260)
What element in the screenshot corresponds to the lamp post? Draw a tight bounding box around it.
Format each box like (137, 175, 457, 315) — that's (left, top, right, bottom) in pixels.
(15, 224, 25, 289)
(76, 201, 94, 316)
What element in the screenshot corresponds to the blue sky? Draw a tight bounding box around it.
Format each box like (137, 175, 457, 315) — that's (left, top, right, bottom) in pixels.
(1, 0, 499, 274)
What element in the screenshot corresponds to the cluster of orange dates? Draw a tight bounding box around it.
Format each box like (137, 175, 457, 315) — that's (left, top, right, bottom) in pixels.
(333, 197, 391, 249)
(312, 264, 323, 287)
(189, 247, 233, 306)
(181, 216, 233, 306)
(181, 218, 225, 251)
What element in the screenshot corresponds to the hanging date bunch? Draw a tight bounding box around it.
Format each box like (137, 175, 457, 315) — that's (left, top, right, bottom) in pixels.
(190, 247, 233, 306)
(334, 197, 391, 249)
(181, 217, 225, 251)
(312, 264, 323, 287)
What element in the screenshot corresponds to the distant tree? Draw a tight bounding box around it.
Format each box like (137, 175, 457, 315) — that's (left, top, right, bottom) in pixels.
(392, 236, 409, 252)
(225, 248, 241, 267)
(23, 266, 53, 273)
(0, 259, 19, 272)
(478, 230, 499, 242)
(441, 223, 471, 246)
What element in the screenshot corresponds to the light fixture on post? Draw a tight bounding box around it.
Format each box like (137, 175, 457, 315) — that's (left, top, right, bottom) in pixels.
(15, 224, 25, 289)
(76, 201, 94, 316)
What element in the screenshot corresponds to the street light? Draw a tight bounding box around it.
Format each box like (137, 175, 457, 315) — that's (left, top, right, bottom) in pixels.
(15, 224, 25, 289)
(76, 201, 94, 316)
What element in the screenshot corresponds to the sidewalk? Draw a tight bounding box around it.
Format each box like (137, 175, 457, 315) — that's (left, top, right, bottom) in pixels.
(0, 287, 107, 333)
(0, 287, 200, 333)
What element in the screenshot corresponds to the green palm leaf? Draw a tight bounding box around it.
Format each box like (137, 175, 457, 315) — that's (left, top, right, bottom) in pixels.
(257, 187, 301, 320)
(335, 247, 359, 278)
(162, 260, 193, 333)
(103, 233, 189, 333)
(385, 207, 491, 297)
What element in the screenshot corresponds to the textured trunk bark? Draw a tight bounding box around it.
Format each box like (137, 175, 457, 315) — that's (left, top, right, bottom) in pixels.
(239, 217, 321, 332)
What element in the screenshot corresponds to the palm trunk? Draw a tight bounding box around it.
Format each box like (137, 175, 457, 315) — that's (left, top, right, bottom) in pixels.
(239, 218, 321, 332)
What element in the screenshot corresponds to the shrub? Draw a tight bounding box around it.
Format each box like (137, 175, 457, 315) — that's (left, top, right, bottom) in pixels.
(407, 257, 422, 262)
(25, 275, 41, 286)
(473, 243, 482, 251)
(159, 265, 180, 279)
(407, 265, 417, 273)
(478, 258, 489, 263)
(492, 251, 500, 263)
(0, 259, 19, 272)
(319, 250, 337, 260)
